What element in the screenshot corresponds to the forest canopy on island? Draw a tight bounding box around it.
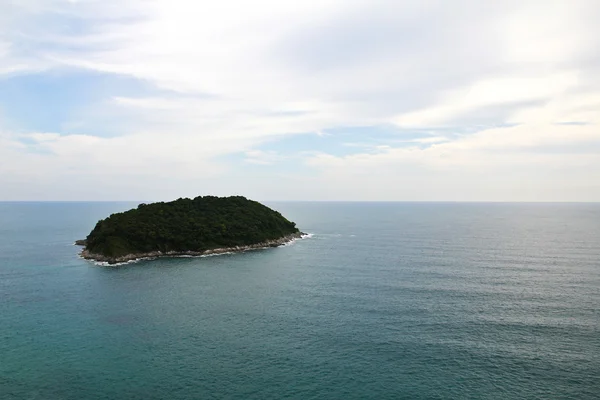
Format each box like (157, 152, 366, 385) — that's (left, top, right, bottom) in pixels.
(84, 196, 300, 257)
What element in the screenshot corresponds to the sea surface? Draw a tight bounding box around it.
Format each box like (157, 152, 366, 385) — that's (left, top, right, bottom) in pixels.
(1, 202, 599, 399)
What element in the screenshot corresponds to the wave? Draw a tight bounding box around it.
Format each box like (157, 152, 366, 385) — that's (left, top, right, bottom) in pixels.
(91, 258, 149, 267)
(282, 232, 314, 246)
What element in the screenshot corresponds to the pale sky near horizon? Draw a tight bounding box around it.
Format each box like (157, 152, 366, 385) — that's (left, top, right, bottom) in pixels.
(1, 0, 599, 201)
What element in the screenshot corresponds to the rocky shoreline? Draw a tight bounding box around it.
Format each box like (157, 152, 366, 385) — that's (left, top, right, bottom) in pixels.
(76, 232, 306, 265)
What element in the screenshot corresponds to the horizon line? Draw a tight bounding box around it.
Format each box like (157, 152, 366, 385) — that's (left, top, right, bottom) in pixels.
(1, 200, 599, 204)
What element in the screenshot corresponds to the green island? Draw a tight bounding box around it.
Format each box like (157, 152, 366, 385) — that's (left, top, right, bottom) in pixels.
(76, 196, 303, 264)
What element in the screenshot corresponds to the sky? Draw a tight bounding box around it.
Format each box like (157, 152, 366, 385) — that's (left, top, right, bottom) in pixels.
(1, 0, 599, 201)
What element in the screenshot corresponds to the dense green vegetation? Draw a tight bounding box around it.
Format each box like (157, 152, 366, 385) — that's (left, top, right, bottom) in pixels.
(85, 196, 300, 257)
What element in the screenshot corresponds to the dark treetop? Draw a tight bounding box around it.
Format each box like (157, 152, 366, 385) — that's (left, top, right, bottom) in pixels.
(81, 196, 300, 260)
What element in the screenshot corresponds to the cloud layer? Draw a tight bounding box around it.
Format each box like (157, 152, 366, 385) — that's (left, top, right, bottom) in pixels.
(1, 0, 599, 200)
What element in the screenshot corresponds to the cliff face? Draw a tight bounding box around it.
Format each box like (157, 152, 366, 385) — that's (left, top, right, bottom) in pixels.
(78, 196, 301, 264)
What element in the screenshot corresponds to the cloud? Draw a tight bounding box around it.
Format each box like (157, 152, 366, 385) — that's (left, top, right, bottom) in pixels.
(244, 150, 290, 165)
(302, 121, 600, 201)
(393, 72, 580, 128)
(0, 0, 599, 200)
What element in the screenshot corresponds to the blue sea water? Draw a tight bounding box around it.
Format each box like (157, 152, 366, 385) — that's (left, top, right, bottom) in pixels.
(1, 202, 599, 399)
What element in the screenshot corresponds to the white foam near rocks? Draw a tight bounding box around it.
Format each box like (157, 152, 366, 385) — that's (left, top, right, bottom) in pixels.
(79, 232, 308, 266)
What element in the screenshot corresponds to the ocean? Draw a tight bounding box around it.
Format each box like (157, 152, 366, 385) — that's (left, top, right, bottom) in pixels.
(1, 202, 599, 399)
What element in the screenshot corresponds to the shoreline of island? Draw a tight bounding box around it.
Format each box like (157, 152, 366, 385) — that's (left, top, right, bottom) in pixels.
(76, 232, 308, 265)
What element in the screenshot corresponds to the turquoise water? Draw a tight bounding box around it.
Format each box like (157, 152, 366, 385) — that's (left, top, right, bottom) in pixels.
(1, 202, 599, 399)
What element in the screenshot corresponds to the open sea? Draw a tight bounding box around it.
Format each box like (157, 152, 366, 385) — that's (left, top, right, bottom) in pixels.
(0, 202, 599, 399)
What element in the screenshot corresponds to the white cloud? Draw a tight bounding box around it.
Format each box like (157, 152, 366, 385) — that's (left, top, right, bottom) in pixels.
(302, 120, 600, 201)
(307, 122, 600, 169)
(393, 72, 580, 128)
(244, 150, 285, 165)
(0, 0, 599, 200)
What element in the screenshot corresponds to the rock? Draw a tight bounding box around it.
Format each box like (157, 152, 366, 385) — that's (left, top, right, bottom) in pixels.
(80, 232, 306, 265)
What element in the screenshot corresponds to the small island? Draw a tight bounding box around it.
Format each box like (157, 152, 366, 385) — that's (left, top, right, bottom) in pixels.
(76, 196, 304, 264)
